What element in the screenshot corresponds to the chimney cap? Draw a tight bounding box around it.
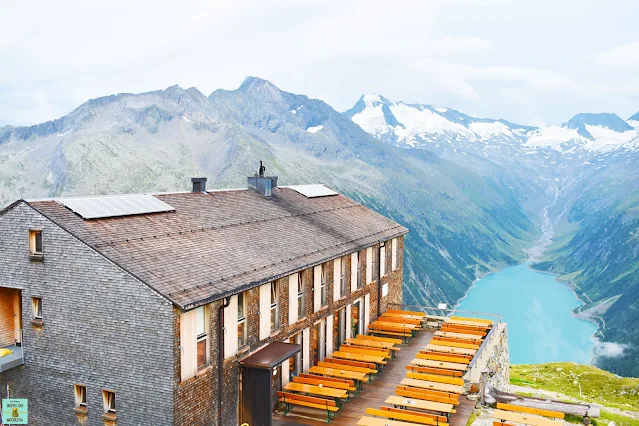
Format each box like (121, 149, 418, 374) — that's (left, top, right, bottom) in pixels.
(191, 177, 208, 192)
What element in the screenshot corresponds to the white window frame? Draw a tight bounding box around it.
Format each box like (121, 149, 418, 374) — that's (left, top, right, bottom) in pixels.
(74, 384, 87, 410)
(320, 263, 328, 306)
(333, 257, 342, 301)
(288, 274, 298, 325)
(195, 306, 209, 369)
(29, 229, 43, 256)
(356, 252, 362, 288)
(340, 256, 347, 296)
(380, 242, 386, 277)
(270, 282, 279, 332)
(297, 272, 305, 319)
(259, 283, 271, 340)
(102, 390, 116, 415)
(382, 283, 389, 297)
(350, 252, 359, 292)
(31, 297, 42, 320)
(366, 247, 373, 284)
(313, 265, 322, 312)
(392, 238, 398, 271)
(237, 292, 247, 349)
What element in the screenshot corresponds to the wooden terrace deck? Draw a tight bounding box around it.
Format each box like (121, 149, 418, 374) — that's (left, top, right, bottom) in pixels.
(273, 329, 477, 426)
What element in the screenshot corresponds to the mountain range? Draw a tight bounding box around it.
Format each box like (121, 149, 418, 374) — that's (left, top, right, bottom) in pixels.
(1, 77, 637, 376)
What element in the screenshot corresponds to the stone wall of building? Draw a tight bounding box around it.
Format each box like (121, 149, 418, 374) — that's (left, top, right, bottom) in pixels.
(192, 236, 406, 426)
(0, 203, 176, 426)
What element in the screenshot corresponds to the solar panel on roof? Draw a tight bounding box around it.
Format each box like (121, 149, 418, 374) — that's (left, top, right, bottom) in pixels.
(57, 194, 175, 219)
(285, 184, 338, 198)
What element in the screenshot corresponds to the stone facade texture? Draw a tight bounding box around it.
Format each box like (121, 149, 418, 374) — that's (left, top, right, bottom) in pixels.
(199, 237, 406, 426)
(0, 203, 176, 426)
(0, 201, 406, 426)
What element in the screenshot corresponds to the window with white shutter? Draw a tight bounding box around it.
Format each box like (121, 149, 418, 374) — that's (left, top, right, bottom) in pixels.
(326, 315, 334, 356)
(333, 258, 341, 301)
(380, 243, 386, 277)
(320, 263, 328, 306)
(237, 293, 247, 348)
(313, 266, 322, 312)
(288, 274, 298, 325)
(224, 295, 238, 359)
(180, 309, 198, 381)
(350, 252, 358, 292)
(297, 272, 306, 319)
(259, 283, 271, 340)
(270, 282, 279, 332)
(302, 328, 310, 371)
(364, 293, 370, 334)
(366, 247, 373, 284)
(392, 238, 398, 271)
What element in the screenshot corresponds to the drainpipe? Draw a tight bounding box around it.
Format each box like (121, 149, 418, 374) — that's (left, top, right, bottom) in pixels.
(217, 297, 231, 426)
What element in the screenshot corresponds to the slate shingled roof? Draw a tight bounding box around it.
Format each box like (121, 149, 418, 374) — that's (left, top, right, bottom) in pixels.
(27, 187, 408, 310)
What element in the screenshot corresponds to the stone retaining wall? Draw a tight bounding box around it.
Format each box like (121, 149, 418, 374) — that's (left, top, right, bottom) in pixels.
(466, 322, 510, 393)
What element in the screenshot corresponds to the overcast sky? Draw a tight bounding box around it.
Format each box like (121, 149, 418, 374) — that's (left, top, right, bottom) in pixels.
(2, 0, 639, 127)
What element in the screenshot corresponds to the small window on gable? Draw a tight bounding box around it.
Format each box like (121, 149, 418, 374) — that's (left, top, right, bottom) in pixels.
(102, 390, 116, 416)
(32, 297, 43, 320)
(29, 229, 43, 259)
(74, 384, 87, 411)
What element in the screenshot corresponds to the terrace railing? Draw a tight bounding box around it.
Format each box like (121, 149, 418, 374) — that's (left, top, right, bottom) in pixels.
(387, 302, 503, 372)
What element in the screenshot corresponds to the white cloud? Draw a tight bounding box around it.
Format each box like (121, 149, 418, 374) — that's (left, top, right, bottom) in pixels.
(1, 0, 639, 126)
(593, 40, 639, 66)
(422, 36, 494, 55)
(594, 341, 629, 358)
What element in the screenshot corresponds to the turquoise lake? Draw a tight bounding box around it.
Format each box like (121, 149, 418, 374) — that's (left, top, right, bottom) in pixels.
(456, 262, 598, 364)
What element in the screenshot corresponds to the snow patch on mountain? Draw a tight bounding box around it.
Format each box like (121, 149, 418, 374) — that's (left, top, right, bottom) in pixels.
(469, 121, 512, 137)
(307, 125, 323, 133)
(585, 125, 637, 151)
(525, 126, 580, 150)
(391, 103, 470, 142)
(348, 93, 639, 155)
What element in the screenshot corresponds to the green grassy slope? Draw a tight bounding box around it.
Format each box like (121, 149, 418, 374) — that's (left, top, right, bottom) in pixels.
(511, 362, 639, 411)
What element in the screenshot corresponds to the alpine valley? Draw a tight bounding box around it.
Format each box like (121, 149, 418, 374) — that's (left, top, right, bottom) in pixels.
(1, 78, 638, 376)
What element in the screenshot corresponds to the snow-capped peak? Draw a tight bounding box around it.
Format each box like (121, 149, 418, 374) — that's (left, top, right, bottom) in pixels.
(347, 94, 639, 155)
(345, 93, 533, 148)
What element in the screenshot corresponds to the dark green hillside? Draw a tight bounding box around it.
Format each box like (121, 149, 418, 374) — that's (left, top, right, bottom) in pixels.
(534, 154, 639, 377)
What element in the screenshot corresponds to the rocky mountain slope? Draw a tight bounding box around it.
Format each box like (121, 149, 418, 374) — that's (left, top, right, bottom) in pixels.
(0, 77, 538, 311)
(347, 93, 639, 377)
(2, 78, 637, 376)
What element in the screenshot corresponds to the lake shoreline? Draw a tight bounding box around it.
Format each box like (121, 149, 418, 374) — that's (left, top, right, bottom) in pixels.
(528, 262, 603, 330)
(453, 261, 518, 311)
(457, 260, 598, 365)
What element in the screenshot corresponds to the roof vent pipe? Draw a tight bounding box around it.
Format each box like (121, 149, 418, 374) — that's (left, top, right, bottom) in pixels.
(247, 160, 278, 197)
(191, 177, 207, 192)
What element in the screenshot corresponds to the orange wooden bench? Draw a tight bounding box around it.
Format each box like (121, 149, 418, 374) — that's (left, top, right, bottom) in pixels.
(405, 364, 463, 378)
